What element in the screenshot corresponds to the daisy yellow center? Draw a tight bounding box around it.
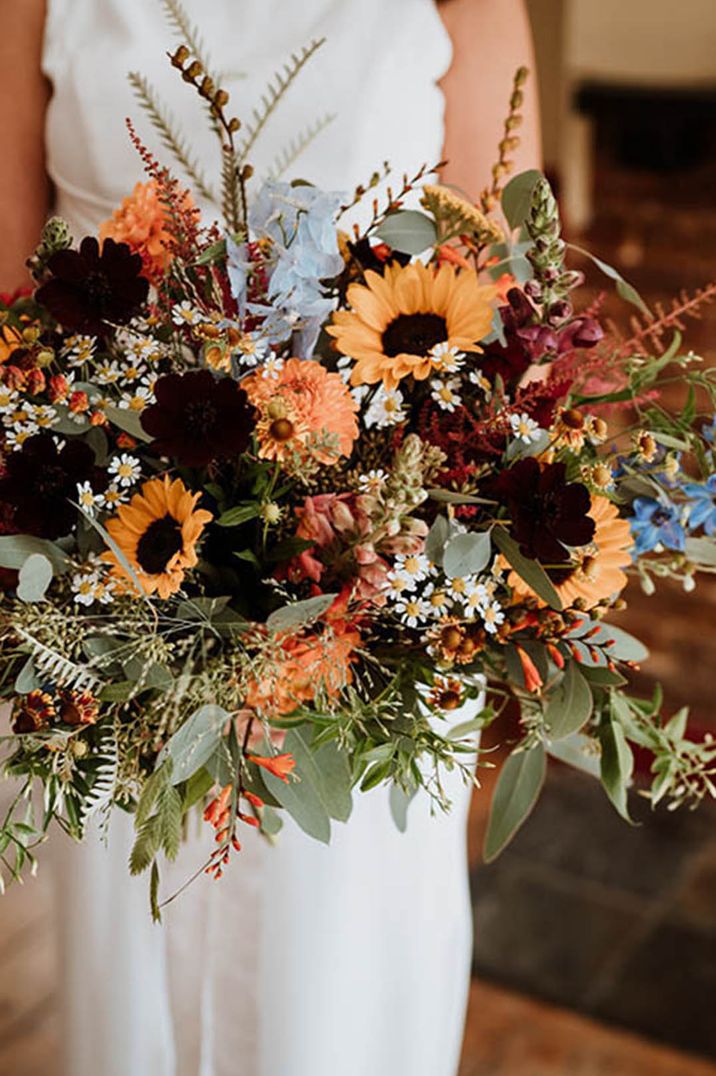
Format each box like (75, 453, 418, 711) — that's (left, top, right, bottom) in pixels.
(381, 313, 447, 358)
(403, 556, 421, 575)
(136, 514, 183, 575)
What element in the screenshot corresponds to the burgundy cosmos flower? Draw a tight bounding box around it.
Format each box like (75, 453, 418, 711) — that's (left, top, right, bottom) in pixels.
(141, 370, 256, 467)
(35, 237, 149, 335)
(0, 432, 102, 538)
(491, 457, 595, 564)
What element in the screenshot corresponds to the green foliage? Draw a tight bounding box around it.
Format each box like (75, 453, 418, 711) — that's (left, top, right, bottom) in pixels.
(442, 531, 492, 579)
(501, 169, 543, 231)
(375, 210, 438, 255)
(544, 662, 593, 740)
(130, 762, 183, 874)
(484, 742, 546, 861)
(266, 593, 338, 632)
(159, 704, 229, 785)
(492, 527, 562, 610)
(0, 535, 70, 573)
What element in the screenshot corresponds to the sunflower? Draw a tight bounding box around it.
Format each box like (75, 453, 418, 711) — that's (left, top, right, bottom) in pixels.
(508, 496, 633, 611)
(102, 475, 212, 599)
(242, 358, 358, 466)
(326, 261, 496, 390)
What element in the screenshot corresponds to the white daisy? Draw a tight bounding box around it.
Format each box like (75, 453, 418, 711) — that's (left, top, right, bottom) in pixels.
(118, 385, 153, 412)
(29, 404, 59, 429)
(61, 334, 97, 366)
(422, 582, 452, 616)
(469, 369, 492, 397)
(509, 412, 542, 444)
(364, 387, 406, 429)
(357, 469, 387, 495)
(172, 301, 202, 327)
(94, 360, 122, 385)
(260, 355, 285, 380)
(447, 575, 475, 602)
(429, 342, 464, 373)
(119, 361, 146, 384)
(4, 426, 37, 449)
(430, 377, 462, 413)
(72, 573, 99, 606)
(108, 453, 141, 487)
(481, 600, 505, 634)
(385, 569, 412, 600)
(463, 582, 490, 619)
(0, 386, 18, 414)
(394, 595, 430, 628)
(393, 552, 431, 587)
(237, 333, 270, 367)
(103, 483, 128, 508)
(76, 481, 105, 517)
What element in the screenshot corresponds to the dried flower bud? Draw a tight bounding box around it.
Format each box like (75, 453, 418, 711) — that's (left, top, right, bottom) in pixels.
(213, 89, 230, 108)
(186, 60, 203, 80)
(171, 45, 191, 67)
(25, 368, 46, 395)
(228, 117, 241, 134)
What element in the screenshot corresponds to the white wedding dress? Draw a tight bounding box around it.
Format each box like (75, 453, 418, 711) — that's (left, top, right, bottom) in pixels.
(42, 3, 479, 1075)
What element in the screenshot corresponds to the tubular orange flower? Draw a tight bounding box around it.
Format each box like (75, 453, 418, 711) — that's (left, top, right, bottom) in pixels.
(515, 646, 543, 693)
(100, 179, 194, 283)
(247, 753, 297, 782)
(101, 475, 212, 599)
(326, 261, 496, 389)
(242, 358, 358, 466)
(508, 496, 633, 611)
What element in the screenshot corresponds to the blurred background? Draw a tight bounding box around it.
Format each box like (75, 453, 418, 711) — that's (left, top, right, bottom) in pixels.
(1, 1, 715, 1073)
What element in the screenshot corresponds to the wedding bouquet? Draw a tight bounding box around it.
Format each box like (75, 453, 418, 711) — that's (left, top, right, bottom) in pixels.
(1, 35, 715, 913)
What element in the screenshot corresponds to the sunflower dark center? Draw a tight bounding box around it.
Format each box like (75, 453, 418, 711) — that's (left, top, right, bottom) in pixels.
(136, 515, 183, 575)
(381, 313, 448, 357)
(184, 398, 219, 434)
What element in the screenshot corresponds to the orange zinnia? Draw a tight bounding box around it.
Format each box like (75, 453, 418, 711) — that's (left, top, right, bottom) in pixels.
(100, 179, 194, 284)
(242, 357, 358, 466)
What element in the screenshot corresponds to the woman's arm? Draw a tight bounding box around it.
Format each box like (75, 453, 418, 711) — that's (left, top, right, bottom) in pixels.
(438, 0, 541, 198)
(0, 0, 51, 287)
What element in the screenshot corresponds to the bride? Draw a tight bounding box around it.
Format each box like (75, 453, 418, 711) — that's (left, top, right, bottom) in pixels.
(0, 2, 539, 1074)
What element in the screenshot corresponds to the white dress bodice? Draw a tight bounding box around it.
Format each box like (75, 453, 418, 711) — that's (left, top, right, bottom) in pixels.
(41, 5, 480, 1076)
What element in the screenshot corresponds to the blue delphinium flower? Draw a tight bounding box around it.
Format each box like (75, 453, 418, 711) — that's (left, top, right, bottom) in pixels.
(702, 415, 716, 445)
(684, 475, 716, 536)
(226, 236, 251, 318)
(629, 496, 686, 555)
(247, 180, 346, 354)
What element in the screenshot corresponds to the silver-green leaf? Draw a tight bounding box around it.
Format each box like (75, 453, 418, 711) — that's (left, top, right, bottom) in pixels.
(484, 742, 546, 861)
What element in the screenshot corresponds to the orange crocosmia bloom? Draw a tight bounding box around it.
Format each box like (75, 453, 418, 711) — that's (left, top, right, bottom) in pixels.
(515, 645, 543, 693)
(247, 753, 297, 782)
(242, 357, 358, 466)
(99, 179, 194, 284)
(245, 621, 361, 716)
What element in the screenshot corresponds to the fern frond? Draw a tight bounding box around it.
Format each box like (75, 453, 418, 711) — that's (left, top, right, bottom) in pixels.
(236, 39, 326, 166)
(16, 629, 103, 693)
(128, 72, 216, 202)
(79, 723, 119, 833)
(267, 112, 336, 180)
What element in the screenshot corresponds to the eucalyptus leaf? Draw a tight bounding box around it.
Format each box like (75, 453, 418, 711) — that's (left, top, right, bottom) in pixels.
(389, 782, 417, 833)
(484, 742, 546, 861)
(568, 244, 651, 318)
(544, 661, 593, 740)
(601, 624, 649, 663)
(104, 405, 153, 442)
(443, 531, 492, 579)
(685, 537, 716, 568)
(17, 554, 53, 602)
(493, 527, 562, 610)
(501, 169, 544, 230)
(427, 488, 493, 506)
(14, 657, 41, 694)
(267, 593, 337, 632)
(425, 515, 450, 567)
(0, 535, 70, 573)
(375, 210, 437, 255)
(158, 704, 229, 785)
(261, 739, 332, 845)
(284, 728, 353, 823)
(547, 732, 601, 778)
(600, 715, 634, 822)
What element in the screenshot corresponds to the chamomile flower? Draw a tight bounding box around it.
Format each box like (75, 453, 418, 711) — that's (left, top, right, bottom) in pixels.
(72, 572, 100, 606)
(260, 354, 285, 380)
(394, 595, 430, 628)
(422, 582, 452, 616)
(94, 359, 122, 385)
(364, 386, 406, 428)
(62, 334, 97, 366)
(481, 600, 505, 634)
(172, 301, 202, 327)
(103, 483, 128, 508)
(357, 469, 387, 495)
(0, 386, 18, 414)
(463, 582, 490, 619)
(118, 385, 153, 412)
(29, 404, 59, 429)
(4, 426, 37, 449)
(385, 569, 412, 600)
(447, 575, 476, 603)
(76, 481, 105, 516)
(430, 377, 462, 412)
(108, 453, 141, 487)
(469, 369, 492, 397)
(509, 412, 541, 444)
(393, 552, 431, 588)
(119, 360, 146, 384)
(237, 333, 270, 367)
(429, 342, 464, 374)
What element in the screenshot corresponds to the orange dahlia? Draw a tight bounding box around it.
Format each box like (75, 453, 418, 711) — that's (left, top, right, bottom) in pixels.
(242, 358, 358, 466)
(326, 261, 496, 389)
(509, 496, 633, 611)
(100, 180, 194, 284)
(245, 622, 361, 716)
(102, 475, 212, 599)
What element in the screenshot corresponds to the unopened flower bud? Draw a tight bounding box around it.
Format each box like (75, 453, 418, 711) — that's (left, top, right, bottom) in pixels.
(25, 368, 46, 395)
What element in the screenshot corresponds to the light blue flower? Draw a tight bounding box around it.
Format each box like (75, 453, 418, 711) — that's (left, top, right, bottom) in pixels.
(226, 237, 251, 318)
(684, 475, 716, 536)
(702, 415, 716, 445)
(629, 496, 686, 555)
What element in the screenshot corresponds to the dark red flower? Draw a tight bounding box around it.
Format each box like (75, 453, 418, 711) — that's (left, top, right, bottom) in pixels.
(0, 432, 103, 538)
(35, 237, 149, 335)
(141, 369, 255, 467)
(491, 458, 595, 564)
